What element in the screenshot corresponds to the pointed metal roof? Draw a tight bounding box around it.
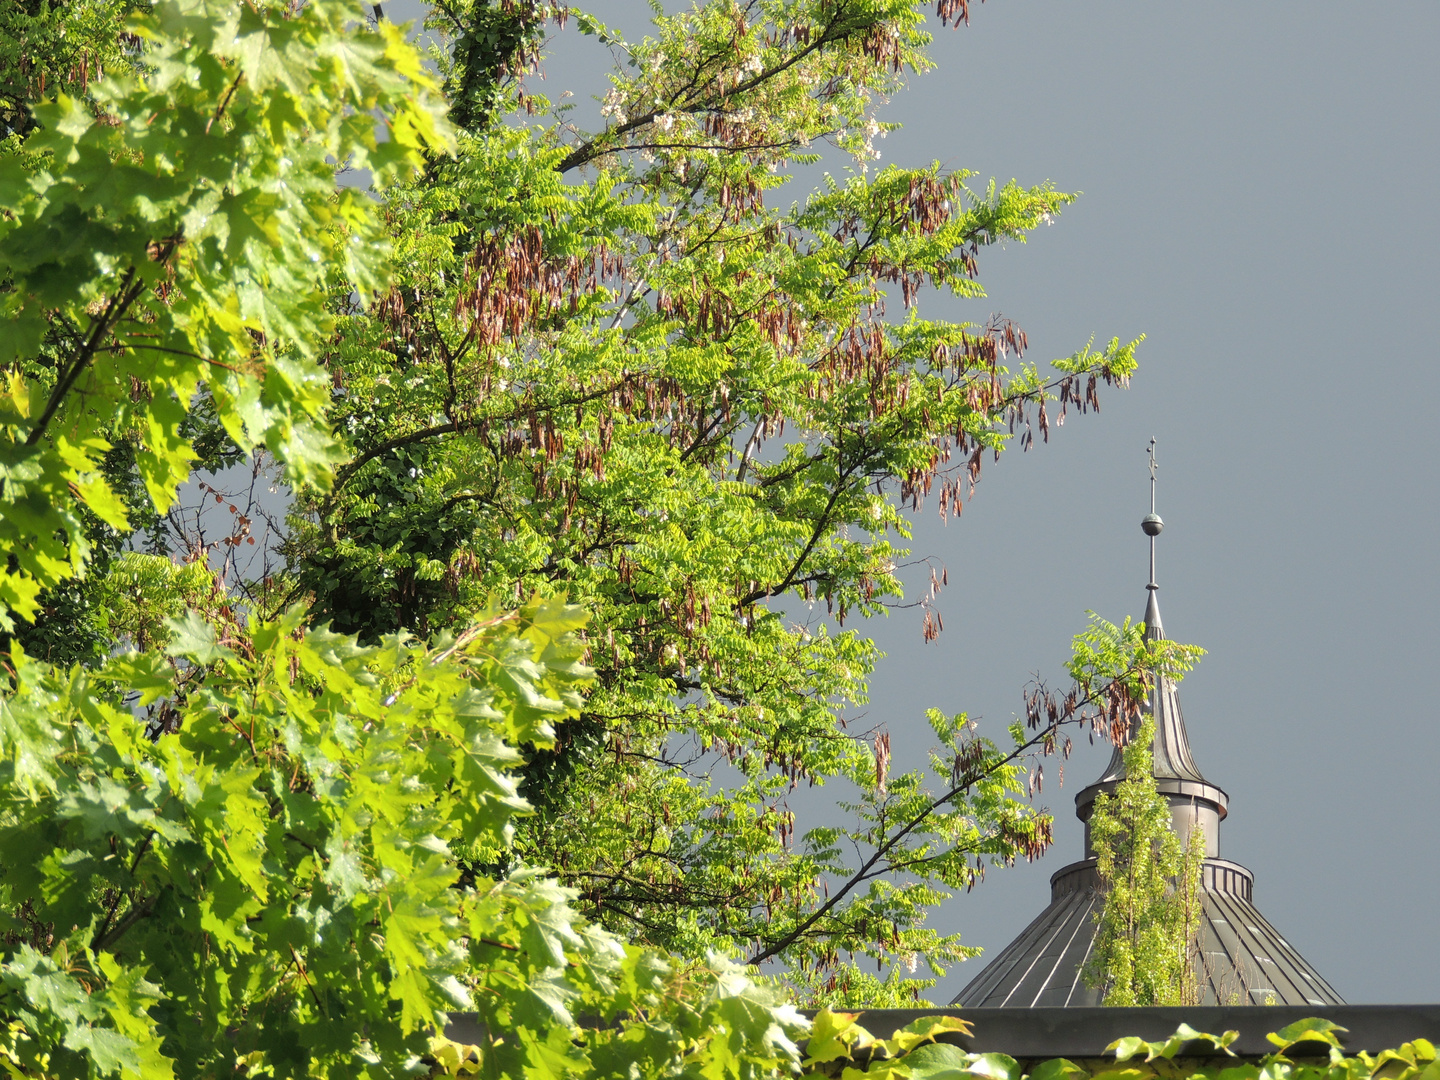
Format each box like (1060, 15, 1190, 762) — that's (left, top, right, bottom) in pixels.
(1074, 441, 1227, 832)
(952, 585, 1339, 1007)
(1075, 586, 1228, 819)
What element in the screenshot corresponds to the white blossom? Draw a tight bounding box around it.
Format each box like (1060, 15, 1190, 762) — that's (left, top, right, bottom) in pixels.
(600, 87, 628, 124)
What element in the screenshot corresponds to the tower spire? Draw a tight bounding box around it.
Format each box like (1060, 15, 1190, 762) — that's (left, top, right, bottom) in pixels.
(1141, 438, 1165, 639)
(1072, 440, 1227, 857)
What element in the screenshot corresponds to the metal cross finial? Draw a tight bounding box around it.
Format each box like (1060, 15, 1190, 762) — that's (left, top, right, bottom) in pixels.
(1141, 437, 1163, 588)
(1147, 436, 1158, 511)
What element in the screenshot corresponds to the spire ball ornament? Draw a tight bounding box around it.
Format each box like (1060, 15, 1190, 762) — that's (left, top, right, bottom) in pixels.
(1144, 437, 1161, 587)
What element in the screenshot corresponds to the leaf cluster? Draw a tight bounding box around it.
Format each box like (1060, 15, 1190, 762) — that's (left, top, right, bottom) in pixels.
(0, 585, 817, 1079)
(797, 1013, 1440, 1080)
(0, 0, 148, 140)
(1083, 717, 1205, 1007)
(0, 0, 452, 629)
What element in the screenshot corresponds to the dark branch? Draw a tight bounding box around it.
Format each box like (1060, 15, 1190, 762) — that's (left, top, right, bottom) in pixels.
(744, 671, 1136, 965)
(26, 267, 144, 448)
(555, 3, 863, 173)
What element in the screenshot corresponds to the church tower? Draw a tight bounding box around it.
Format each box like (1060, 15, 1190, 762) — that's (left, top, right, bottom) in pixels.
(951, 442, 1342, 1008)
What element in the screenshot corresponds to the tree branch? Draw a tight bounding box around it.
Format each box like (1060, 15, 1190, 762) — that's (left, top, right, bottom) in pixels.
(91, 829, 157, 951)
(555, 3, 862, 173)
(326, 422, 460, 498)
(205, 72, 245, 135)
(25, 267, 143, 448)
(744, 671, 1137, 965)
(738, 446, 857, 606)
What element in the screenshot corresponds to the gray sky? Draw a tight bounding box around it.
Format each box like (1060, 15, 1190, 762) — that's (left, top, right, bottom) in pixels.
(509, 0, 1440, 1003)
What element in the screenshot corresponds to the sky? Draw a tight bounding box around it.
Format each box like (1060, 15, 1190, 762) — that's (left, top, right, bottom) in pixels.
(386, 0, 1440, 1003)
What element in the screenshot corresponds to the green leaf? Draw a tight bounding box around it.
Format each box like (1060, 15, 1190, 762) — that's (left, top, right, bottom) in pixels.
(71, 475, 131, 532)
(63, 1025, 141, 1078)
(900, 1042, 970, 1080)
(163, 610, 235, 665)
(962, 1053, 1020, 1080)
(102, 651, 175, 706)
(1267, 1018, 1347, 1052)
(1108, 1037, 1149, 1063)
(805, 1009, 867, 1065)
(1028, 1059, 1088, 1080)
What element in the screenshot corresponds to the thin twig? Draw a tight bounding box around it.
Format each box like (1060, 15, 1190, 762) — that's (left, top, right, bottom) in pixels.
(205, 72, 244, 135)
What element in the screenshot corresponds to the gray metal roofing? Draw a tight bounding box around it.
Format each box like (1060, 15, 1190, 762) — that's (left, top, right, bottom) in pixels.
(950, 860, 1345, 1008)
(1088, 676, 1214, 788)
(950, 869, 1104, 1008)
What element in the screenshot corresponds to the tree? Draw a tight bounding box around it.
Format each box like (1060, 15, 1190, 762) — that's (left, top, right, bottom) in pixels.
(0, 0, 449, 622)
(0, 3, 811, 1078)
(0, 0, 161, 668)
(0, 0, 150, 140)
(289, 0, 1147, 1002)
(1, 0, 1182, 1011)
(1084, 714, 1206, 1007)
(0, 593, 811, 1080)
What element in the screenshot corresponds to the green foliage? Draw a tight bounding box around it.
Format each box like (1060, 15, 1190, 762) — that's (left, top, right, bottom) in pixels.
(0, 0, 149, 139)
(1065, 614, 1205, 735)
(298, 0, 1146, 998)
(0, 437, 161, 670)
(0, 593, 811, 1079)
(802, 1010, 977, 1080)
(747, 707, 1054, 1006)
(0, 0, 451, 631)
(89, 552, 217, 651)
(799, 1012, 1440, 1080)
(1083, 716, 1206, 1007)
(429, 0, 555, 131)
(0, 0, 1190, 1026)
(0, 3, 814, 1075)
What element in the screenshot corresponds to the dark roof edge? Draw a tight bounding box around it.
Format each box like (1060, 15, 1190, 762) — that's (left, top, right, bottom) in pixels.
(808, 1006, 1440, 1057)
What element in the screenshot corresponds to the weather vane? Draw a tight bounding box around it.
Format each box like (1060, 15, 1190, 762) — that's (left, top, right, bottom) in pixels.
(1142, 437, 1163, 588)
